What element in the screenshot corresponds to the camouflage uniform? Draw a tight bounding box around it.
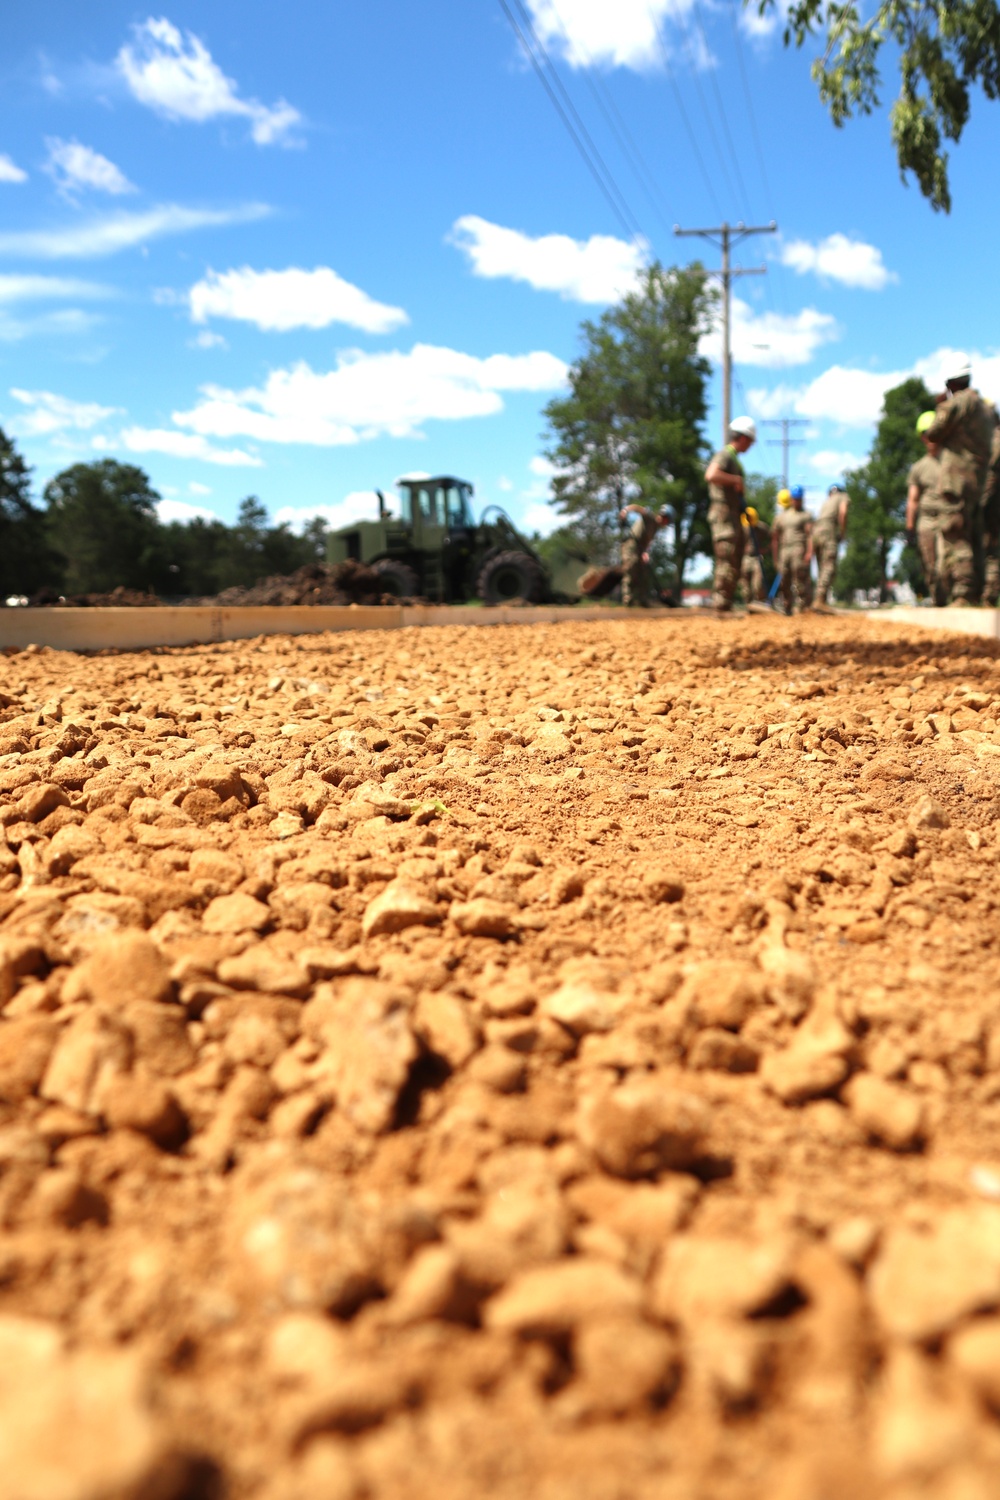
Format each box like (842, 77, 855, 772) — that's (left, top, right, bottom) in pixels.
(908, 451, 947, 605)
(739, 518, 770, 601)
(772, 506, 811, 613)
(812, 490, 844, 604)
(981, 420, 1000, 606)
(620, 508, 659, 606)
(925, 387, 994, 603)
(706, 445, 745, 610)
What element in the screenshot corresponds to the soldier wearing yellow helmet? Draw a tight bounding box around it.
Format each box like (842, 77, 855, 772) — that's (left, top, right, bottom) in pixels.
(906, 410, 946, 604)
(739, 504, 771, 602)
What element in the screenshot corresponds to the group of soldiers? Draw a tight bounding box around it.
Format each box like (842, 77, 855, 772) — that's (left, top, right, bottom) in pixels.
(905, 361, 1000, 607)
(616, 359, 1000, 614)
(704, 416, 849, 615)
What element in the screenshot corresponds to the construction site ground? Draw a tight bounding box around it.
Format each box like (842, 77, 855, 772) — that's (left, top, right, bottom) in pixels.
(2, 610, 1000, 1500)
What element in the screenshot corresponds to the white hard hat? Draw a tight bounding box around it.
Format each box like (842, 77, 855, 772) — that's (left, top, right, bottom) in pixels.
(946, 358, 972, 385)
(730, 415, 757, 441)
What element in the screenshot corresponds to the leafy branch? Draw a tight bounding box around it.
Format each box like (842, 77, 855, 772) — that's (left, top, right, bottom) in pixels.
(753, 0, 1000, 210)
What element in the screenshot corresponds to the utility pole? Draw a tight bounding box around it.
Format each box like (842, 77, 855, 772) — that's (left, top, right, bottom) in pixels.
(762, 417, 809, 488)
(674, 220, 777, 443)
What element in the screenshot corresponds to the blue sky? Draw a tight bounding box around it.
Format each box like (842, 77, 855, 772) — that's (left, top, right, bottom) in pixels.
(1, 1, 998, 539)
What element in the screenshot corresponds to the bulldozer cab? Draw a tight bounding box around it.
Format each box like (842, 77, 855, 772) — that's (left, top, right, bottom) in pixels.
(397, 475, 473, 537)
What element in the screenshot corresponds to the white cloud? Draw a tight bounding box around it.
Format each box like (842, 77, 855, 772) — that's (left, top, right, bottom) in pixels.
(520, 501, 561, 536)
(747, 343, 1000, 429)
(45, 139, 135, 197)
(702, 297, 838, 369)
(0, 203, 270, 260)
(155, 497, 217, 523)
(272, 493, 388, 534)
(0, 309, 103, 343)
(451, 215, 644, 303)
(117, 18, 301, 145)
(171, 344, 569, 447)
(523, 0, 696, 70)
(0, 154, 27, 184)
(529, 455, 556, 477)
(780, 233, 897, 291)
(191, 329, 227, 350)
(807, 448, 864, 474)
(0, 274, 110, 304)
(188, 265, 407, 334)
(8, 388, 120, 436)
(496, 475, 513, 492)
(119, 426, 263, 466)
(188, 480, 212, 496)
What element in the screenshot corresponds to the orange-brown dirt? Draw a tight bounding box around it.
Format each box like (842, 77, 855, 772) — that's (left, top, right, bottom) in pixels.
(2, 613, 1000, 1500)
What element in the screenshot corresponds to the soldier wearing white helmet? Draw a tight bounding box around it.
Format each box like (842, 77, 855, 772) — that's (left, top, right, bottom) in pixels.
(704, 416, 757, 614)
(925, 359, 994, 603)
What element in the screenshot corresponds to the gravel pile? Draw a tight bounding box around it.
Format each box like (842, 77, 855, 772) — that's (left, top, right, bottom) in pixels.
(1, 613, 1000, 1498)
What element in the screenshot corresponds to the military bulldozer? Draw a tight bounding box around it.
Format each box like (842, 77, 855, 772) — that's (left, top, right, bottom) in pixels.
(326, 473, 585, 604)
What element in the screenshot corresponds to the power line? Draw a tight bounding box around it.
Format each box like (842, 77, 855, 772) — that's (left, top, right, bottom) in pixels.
(584, 72, 675, 233)
(648, 10, 723, 219)
(498, 0, 646, 244)
(727, 0, 773, 213)
(674, 17, 741, 208)
(543, 0, 675, 234)
(691, 0, 753, 221)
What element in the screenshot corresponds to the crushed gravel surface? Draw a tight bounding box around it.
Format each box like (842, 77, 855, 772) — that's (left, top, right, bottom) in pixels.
(2, 613, 1000, 1499)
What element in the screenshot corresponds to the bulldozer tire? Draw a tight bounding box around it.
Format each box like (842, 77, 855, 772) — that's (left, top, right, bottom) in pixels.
(372, 559, 419, 598)
(477, 551, 547, 606)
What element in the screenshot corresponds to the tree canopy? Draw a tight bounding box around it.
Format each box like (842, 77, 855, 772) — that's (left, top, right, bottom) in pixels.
(0, 428, 55, 601)
(542, 262, 718, 597)
(754, 0, 1000, 211)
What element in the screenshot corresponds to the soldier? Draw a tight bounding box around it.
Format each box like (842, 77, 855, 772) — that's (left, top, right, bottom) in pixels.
(739, 505, 770, 602)
(704, 415, 757, 614)
(906, 411, 946, 605)
(924, 360, 994, 604)
(812, 483, 850, 606)
(981, 408, 1000, 606)
(618, 502, 671, 607)
(772, 484, 812, 613)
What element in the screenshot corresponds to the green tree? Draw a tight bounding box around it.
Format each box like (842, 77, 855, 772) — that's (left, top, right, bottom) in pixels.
(542, 263, 717, 597)
(0, 428, 57, 599)
(836, 376, 933, 602)
(754, 0, 1000, 211)
(44, 460, 164, 595)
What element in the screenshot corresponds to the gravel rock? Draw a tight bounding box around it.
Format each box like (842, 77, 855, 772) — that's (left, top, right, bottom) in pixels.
(0, 1320, 165, 1500)
(678, 960, 765, 1030)
(869, 1208, 1000, 1341)
(576, 1076, 708, 1177)
(362, 880, 442, 939)
(844, 1073, 924, 1150)
(485, 1258, 643, 1333)
(203, 892, 273, 934)
(449, 897, 518, 939)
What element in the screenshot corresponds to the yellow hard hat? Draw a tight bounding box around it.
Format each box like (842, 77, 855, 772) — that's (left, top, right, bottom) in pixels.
(741, 506, 759, 528)
(916, 410, 936, 435)
(777, 488, 791, 509)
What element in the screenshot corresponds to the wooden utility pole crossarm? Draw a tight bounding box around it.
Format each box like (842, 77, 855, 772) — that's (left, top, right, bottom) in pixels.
(674, 220, 777, 443)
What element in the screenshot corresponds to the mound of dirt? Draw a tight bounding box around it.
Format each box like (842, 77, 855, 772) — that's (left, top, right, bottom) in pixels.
(185, 560, 405, 608)
(2, 611, 1000, 1498)
(21, 562, 414, 611)
(26, 585, 163, 608)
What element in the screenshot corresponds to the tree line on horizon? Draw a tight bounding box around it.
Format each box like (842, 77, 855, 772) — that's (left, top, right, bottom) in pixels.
(1, 265, 929, 606)
(0, 442, 327, 602)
